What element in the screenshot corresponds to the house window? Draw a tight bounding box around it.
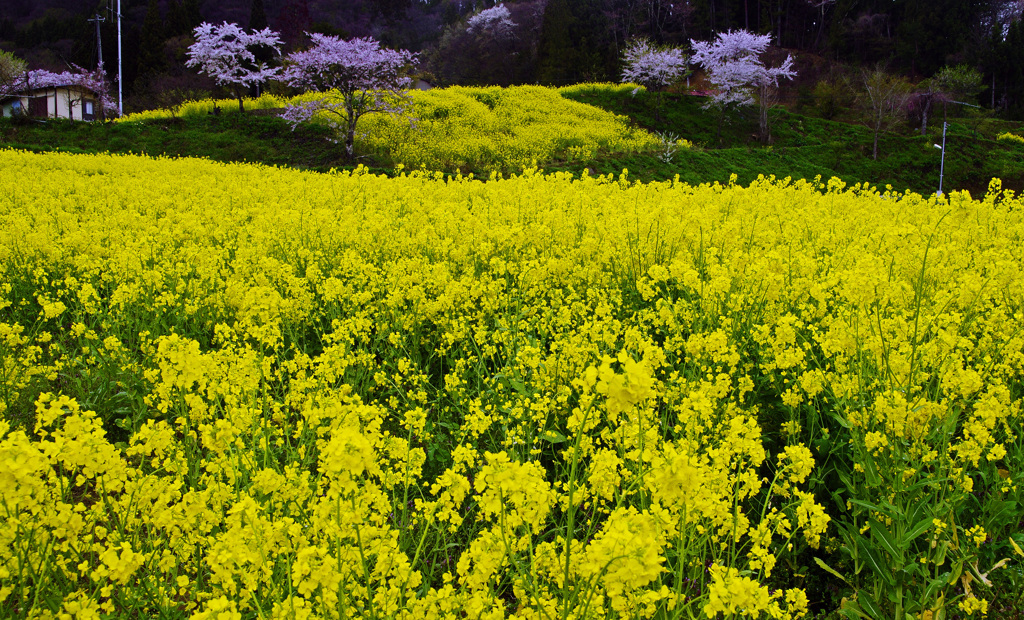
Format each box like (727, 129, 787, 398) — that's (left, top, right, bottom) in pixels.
(29, 96, 47, 118)
(10, 100, 21, 116)
(84, 100, 96, 121)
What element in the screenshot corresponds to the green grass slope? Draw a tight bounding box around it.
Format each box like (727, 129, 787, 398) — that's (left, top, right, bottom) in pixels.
(559, 86, 1024, 195)
(2, 84, 1023, 194)
(0, 113, 353, 172)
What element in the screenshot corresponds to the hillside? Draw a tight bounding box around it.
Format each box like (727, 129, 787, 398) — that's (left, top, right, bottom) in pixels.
(558, 87, 1024, 195)
(3, 85, 1022, 195)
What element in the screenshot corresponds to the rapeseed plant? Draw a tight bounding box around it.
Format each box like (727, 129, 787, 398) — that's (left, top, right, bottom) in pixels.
(0, 149, 1022, 619)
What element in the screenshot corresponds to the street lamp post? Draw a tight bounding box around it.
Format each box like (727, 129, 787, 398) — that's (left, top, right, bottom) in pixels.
(933, 121, 947, 197)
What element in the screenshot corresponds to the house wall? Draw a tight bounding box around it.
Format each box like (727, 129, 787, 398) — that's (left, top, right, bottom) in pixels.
(1, 96, 29, 118)
(51, 87, 87, 120)
(1, 88, 96, 120)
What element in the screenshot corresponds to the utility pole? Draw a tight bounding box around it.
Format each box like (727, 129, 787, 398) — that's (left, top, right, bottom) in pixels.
(88, 13, 105, 69)
(108, 0, 124, 115)
(117, 0, 123, 116)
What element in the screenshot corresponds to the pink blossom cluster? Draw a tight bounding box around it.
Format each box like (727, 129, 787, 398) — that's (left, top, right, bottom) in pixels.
(690, 29, 795, 108)
(278, 100, 335, 127)
(186, 22, 283, 91)
(279, 34, 417, 157)
(620, 39, 689, 93)
(466, 4, 517, 37)
(280, 34, 415, 99)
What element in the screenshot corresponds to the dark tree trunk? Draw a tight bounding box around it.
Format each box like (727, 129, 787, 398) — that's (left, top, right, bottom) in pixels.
(346, 113, 358, 159)
(920, 96, 931, 135)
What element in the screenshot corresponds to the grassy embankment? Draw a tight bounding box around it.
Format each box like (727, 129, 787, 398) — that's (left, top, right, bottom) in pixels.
(2, 84, 1023, 194)
(558, 85, 1024, 194)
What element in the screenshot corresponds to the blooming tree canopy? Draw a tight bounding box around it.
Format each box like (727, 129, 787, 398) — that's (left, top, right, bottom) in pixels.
(690, 29, 796, 142)
(280, 34, 417, 159)
(0, 51, 27, 95)
(690, 30, 795, 108)
(186, 22, 283, 112)
(466, 4, 517, 37)
(620, 39, 690, 94)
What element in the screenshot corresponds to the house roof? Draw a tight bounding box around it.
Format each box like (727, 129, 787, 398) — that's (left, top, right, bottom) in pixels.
(1, 83, 99, 104)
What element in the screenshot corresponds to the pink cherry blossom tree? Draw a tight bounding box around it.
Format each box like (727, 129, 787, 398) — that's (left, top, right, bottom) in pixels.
(620, 39, 690, 94)
(186, 22, 283, 113)
(280, 34, 417, 160)
(690, 29, 796, 143)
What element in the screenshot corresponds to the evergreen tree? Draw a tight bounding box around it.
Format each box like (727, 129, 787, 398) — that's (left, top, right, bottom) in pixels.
(280, 0, 313, 48)
(183, 0, 203, 31)
(442, 1, 463, 26)
(165, 0, 204, 38)
(250, 0, 276, 87)
(989, 19, 1024, 118)
(537, 0, 616, 85)
(0, 18, 15, 42)
(136, 0, 166, 78)
(536, 0, 576, 84)
(896, 0, 982, 75)
(250, 0, 270, 31)
(166, 0, 192, 38)
(373, 0, 413, 22)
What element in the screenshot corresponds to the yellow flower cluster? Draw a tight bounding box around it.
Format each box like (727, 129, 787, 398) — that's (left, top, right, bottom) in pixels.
(1, 149, 1022, 619)
(116, 93, 290, 121)
(996, 131, 1024, 145)
(358, 85, 658, 171)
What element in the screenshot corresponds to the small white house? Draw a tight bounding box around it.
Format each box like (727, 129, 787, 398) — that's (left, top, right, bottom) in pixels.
(1, 84, 101, 121)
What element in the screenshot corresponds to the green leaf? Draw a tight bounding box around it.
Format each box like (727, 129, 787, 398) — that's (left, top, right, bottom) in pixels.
(840, 599, 869, 620)
(948, 559, 963, 585)
(879, 500, 900, 517)
(849, 498, 893, 519)
(863, 454, 882, 486)
(898, 562, 921, 583)
(538, 429, 567, 444)
(814, 557, 850, 584)
(869, 518, 901, 558)
(858, 592, 884, 619)
(905, 516, 933, 545)
(924, 575, 948, 601)
(832, 411, 852, 429)
(933, 540, 949, 567)
(986, 500, 1017, 529)
(858, 536, 896, 586)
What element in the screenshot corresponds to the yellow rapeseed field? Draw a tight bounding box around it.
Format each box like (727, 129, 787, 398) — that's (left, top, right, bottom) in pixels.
(1, 149, 1022, 619)
(115, 84, 660, 172)
(356, 85, 658, 170)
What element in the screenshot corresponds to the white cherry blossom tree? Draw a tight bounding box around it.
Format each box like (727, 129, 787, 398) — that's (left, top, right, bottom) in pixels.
(466, 3, 517, 37)
(620, 39, 690, 94)
(186, 22, 283, 113)
(690, 29, 796, 143)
